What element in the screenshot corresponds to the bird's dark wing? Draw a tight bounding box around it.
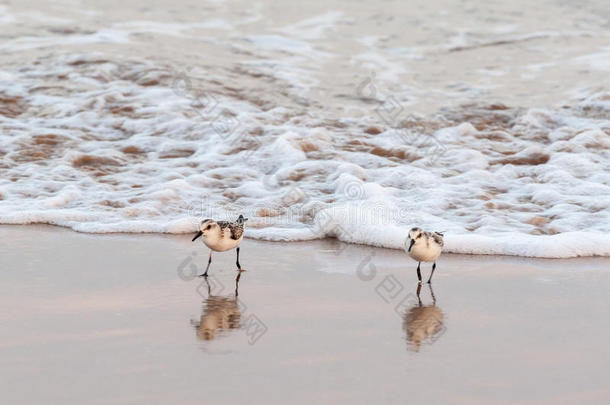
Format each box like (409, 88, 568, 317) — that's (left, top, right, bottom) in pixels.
(217, 221, 244, 240)
(431, 232, 444, 247)
(228, 224, 244, 240)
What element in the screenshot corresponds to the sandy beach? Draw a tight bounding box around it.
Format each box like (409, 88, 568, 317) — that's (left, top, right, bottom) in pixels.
(1, 225, 609, 404)
(1, 0, 609, 403)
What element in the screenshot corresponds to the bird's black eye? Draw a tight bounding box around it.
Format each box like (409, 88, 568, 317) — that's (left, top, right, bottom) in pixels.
(206, 225, 211, 230)
(417, 234, 423, 239)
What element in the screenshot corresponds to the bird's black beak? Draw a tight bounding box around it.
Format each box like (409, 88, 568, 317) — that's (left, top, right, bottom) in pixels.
(192, 231, 203, 242)
(408, 238, 415, 252)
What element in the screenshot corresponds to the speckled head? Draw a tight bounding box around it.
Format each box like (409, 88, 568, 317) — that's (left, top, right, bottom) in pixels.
(407, 227, 424, 252)
(236, 215, 248, 225)
(408, 227, 424, 240)
(192, 219, 217, 241)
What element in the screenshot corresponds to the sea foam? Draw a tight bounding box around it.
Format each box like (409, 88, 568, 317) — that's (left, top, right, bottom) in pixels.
(1, 3, 610, 258)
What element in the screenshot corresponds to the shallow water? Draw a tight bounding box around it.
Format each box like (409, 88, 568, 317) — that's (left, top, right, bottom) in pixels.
(1, 0, 609, 257)
(1, 226, 609, 404)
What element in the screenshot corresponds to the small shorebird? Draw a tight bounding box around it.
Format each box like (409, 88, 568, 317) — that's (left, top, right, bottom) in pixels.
(405, 227, 444, 284)
(192, 215, 247, 277)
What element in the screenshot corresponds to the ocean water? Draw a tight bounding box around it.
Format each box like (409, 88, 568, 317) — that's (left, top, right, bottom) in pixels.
(1, 0, 609, 257)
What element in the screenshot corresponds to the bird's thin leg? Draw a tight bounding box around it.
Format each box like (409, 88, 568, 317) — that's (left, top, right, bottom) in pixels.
(416, 283, 422, 306)
(236, 247, 242, 270)
(200, 251, 212, 277)
(417, 262, 422, 283)
(427, 262, 436, 284)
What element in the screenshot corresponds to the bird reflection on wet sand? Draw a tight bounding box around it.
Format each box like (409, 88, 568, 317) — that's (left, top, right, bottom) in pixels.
(191, 273, 242, 341)
(403, 283, 445, 352)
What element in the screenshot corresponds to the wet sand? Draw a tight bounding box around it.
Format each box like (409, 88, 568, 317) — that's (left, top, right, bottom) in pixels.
(1, 225, 609, 404)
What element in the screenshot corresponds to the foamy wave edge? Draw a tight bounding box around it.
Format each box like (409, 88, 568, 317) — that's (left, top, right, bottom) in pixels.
(250, 224, 610, 259)
(2, 213, 609, 258)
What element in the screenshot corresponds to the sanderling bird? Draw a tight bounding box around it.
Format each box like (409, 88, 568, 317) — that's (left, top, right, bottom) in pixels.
(405, 227, 444, 284)
(192, 214, 247, 277)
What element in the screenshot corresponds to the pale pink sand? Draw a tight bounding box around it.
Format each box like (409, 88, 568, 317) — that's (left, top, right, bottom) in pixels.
(0, 225, 609, 404)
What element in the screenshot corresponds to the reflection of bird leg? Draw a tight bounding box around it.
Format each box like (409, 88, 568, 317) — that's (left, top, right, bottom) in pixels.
(404, 281, 444, 352)
(204, 276, 212, 296)
(235, 271, 241, 297)
(428, 283, 437, 306)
